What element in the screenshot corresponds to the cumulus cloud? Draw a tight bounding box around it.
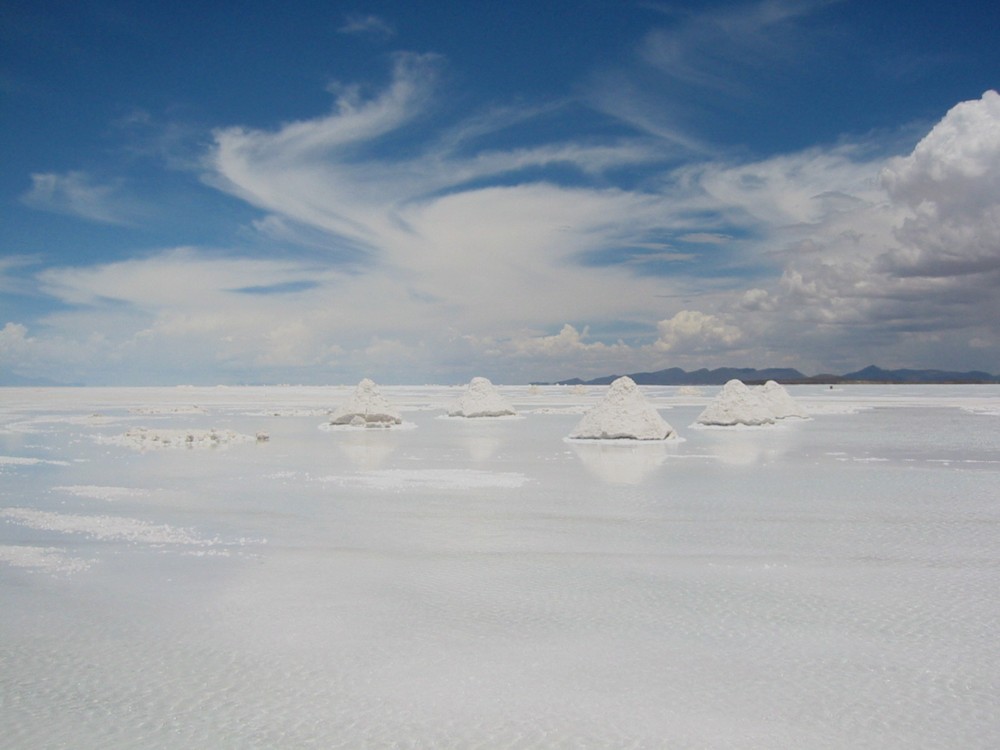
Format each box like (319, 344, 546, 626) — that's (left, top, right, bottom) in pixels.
(878, 90, 1000, 278)
(511, 324, 628, 357)
(0, 321, 31, 355)
(739, 288, 775, 311)
(705, 90, 1000, 372)
(653, 310, 742, 352)
(0, 318, 122, 383)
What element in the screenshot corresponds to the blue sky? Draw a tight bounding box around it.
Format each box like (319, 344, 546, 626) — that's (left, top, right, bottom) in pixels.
(2, 0, 999, 384)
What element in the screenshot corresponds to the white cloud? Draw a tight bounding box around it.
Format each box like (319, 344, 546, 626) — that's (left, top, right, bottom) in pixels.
(586, 0, 834, 151)
(0, 255, 38, 293)
(0, 321, 31, 355)
(37, 247, 334, 309)
(337, 13, 395, 38)
(511, 324, 628, 357)
(679, 145, 884, 228)
(21, 171, 140, 225)
(653, 310, 742, 352)
(638, 0, 822, 96)
(678, 232, 732, 244)
(203, 56, 719, 356)
(684, 91, 1000, 374)
(739, 288, 775, 311)
(878, 90, 1000, 278)
(11, 52, 1000, 383)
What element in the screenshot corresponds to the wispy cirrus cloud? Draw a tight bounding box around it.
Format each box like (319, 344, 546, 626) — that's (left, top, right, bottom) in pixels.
(638, 0, 834, 96)
(337, 13, 395, 39)
(204, 52, 710, 341)
(0, 254, 40, 293)
(21, 170, 142, 225)
(585, 0, 841, 152)
(198, 43, 1000, 379)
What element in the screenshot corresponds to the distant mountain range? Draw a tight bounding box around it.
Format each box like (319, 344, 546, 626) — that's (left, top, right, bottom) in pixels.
(0, 372, 81, 387)
(547, 364, 1000, 386)
(3, 364, 997, 387)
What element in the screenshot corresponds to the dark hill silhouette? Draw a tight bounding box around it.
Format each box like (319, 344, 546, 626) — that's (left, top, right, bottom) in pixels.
(545, 364, 998, 386)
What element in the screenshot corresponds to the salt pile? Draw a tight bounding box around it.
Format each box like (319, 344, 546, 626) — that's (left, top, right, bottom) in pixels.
(759, 380, 809, 419)
(448, 377, 517, 418)
(568, 376, 677, 440)
(329, 378, 402, 427)
(695, 379, 775, 426)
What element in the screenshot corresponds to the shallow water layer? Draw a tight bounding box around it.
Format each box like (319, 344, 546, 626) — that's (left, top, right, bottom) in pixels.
(2, 385, 999, 748)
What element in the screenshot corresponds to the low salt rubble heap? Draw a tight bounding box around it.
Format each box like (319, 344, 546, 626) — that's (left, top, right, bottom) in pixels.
(448, 377, 517, 418)
(329, 378, 402, 427)
(695, 379, 808, 426)
(759, 379, 809, 419)
(108, 427, 266, 449)
(696, 379, 776, 426)
(569, 376, 677, 440)
(676, 385, 703, 397)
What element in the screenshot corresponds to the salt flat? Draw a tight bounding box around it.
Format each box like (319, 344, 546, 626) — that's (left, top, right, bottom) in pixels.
(2, 384, 999, 748)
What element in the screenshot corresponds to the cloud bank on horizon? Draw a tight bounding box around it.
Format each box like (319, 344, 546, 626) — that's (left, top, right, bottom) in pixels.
(2, 0, 999, 384)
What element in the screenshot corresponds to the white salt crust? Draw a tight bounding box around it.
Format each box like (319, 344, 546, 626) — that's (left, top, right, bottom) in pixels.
(2, 384, 1000, 748)
(315, 468, 530, 491)
(0, 455, 71, 467)
(53, 485, 150, 502)
(0, 544, 91, 574)
(1, 507, 221, 546)
(129, 405, 207, 415)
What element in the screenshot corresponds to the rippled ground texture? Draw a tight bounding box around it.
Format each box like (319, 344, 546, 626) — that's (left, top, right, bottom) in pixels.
(2, 384, 999, 749)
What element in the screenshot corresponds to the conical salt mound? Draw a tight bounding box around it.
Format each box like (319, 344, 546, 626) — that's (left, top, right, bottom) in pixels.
(759, 380, 808, 420)
(696, 379, 774, 426)
(569, 376, 676, 440)
(448, 377, 517, 418)
(330, 378, 402, 426)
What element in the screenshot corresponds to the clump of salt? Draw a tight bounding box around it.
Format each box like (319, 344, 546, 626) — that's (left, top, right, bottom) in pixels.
(695, 379, 775, 426)
(569, 376, 677, 440)
(448, 377, 517, 418)
(106, 427, 259, 449)
(329, 378, 402, 427)
(759, 380, 808, 419)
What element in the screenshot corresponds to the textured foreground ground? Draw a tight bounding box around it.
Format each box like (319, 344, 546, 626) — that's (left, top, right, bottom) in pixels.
(2, 384, 999, 748)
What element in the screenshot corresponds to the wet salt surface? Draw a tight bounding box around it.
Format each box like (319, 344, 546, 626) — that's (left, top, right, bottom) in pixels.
(2, 384, 1000, 748)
